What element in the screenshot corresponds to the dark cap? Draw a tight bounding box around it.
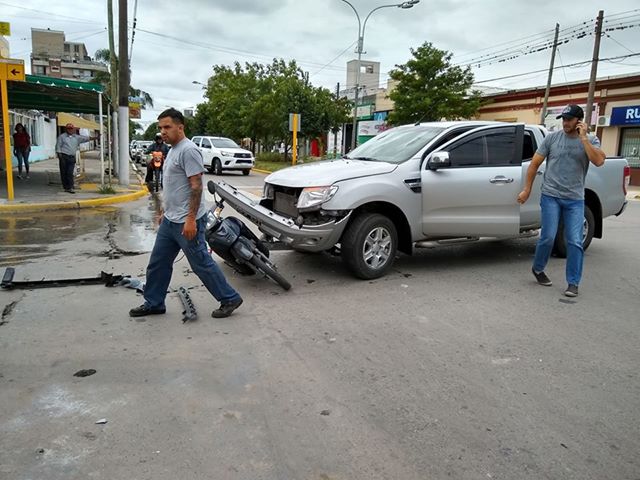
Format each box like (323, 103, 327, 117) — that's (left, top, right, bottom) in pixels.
(556, 104, 584, 120)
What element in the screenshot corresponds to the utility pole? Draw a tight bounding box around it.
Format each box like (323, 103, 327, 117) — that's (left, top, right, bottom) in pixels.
(585, 10, 604, 127)
(107, 0, 119, 177)
(118, 0, 129, 186)
(540, 23, 560, 125)
(334, 82, 340, 158)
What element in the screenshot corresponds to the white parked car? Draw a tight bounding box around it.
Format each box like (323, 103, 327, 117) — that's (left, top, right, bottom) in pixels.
(191, 136, 254, 176)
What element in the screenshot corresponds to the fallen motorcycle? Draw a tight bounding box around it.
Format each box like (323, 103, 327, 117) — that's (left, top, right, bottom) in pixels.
(205, 181, 291, 291)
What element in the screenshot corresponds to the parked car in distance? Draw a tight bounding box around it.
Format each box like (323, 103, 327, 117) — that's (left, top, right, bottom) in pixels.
(133, 141, 153, 164)
(191, 136, 254, 176)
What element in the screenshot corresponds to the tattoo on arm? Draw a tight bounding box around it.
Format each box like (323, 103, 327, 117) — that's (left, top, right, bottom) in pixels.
(188, 175, 203, 218)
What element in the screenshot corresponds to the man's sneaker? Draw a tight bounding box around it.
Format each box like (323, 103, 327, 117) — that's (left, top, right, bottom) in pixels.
(212, 298, 243, 318)
(532, 268, 553, 286)
(564, 284, 579, 297)
(129, 304, 166, 317)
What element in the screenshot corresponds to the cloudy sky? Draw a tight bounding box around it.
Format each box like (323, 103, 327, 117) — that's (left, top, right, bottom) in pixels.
(2, 0, 639, 127)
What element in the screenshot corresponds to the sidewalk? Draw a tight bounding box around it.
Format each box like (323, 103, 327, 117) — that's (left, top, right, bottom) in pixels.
(0, 151, 148, 213)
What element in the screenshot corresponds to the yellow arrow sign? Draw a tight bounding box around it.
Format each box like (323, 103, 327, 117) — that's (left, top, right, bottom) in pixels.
(0, 59, 25, 81)
(0, 22, 10, 36)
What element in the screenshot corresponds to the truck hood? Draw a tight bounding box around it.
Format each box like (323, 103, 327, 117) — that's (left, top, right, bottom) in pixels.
(265, 159, 397, 188)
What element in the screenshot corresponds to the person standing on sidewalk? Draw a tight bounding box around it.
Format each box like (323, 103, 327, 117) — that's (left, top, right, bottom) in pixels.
(130, 108, 243, 319)
(13, 123, 31, 179)
(517, 104, 605, 297)
(55, 123, 96, 194)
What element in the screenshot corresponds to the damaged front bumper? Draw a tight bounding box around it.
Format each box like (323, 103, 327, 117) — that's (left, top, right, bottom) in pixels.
(214, 181, 350, 252)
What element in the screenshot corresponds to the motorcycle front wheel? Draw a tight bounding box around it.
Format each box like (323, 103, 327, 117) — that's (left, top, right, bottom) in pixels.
(250, 252, 291, 291)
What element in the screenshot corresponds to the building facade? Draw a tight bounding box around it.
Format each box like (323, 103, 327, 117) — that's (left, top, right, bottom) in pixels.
(476, 73, 640, 185)
(30, 28, 107, 81)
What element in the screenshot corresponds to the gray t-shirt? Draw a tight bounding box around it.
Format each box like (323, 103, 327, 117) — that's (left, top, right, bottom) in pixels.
(536, 130, 601, 200)
(162, 138, 206, 223)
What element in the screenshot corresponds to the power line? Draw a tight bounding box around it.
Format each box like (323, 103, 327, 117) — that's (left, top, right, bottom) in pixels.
(605, 34, 637, 54)
(474, 53, 640, 84)
(0, 1, 103, 24)
(310, 41, 357, 78)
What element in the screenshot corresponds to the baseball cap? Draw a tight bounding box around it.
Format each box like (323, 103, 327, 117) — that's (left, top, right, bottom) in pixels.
(556, 104, 584, 120)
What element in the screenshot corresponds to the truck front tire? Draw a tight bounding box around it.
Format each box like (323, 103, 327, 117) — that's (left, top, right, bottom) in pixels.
(341, 213, 398, 279)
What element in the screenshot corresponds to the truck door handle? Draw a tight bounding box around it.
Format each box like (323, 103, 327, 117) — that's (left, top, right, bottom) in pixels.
(489, 176, 514, 184)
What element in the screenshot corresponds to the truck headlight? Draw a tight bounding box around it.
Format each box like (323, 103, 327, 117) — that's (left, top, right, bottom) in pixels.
(220, 150, 234, 157)
(297, 186, 338, 210)
(263, 183, 274, 199)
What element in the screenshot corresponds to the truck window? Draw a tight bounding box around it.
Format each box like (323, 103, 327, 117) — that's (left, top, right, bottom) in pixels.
(522, 131, 535, 160)
(486, 131, 518, 166)
(448, 137, 485, 167)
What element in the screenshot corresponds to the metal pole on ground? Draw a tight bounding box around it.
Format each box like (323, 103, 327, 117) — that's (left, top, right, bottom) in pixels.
(1, 78, 14, 200)
(99, 92, 104, 186)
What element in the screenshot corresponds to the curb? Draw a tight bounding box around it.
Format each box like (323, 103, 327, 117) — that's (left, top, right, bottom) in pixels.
(252, 168, 272, 175)
(0, 186, 149, 214)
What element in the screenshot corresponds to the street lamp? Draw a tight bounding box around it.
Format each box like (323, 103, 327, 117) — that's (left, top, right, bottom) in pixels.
(340, 0, 420, 150)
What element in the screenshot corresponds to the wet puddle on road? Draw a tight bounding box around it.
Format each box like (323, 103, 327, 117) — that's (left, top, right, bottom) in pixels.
(0, 196, 162, 266)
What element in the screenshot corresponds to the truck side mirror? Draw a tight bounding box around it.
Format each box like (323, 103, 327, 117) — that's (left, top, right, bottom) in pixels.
(428, 151, 451, 170)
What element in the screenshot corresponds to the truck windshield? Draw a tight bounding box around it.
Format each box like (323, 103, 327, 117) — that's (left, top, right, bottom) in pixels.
(345, 126, 445, 164)
(212, 138, 240, 148)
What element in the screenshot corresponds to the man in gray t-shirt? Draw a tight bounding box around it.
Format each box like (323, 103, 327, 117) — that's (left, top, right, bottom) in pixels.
(517, 104, 606, 298)
(130, 108, 242, 319)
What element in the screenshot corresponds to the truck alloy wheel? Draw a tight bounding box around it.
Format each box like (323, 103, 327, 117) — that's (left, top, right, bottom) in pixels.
(341, 213, 398, 279)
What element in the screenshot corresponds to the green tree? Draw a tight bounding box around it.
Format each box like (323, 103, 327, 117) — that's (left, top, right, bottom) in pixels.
(387, 42, 482, 125)
(197, 59, 351, 157)
(142, 122, 159, 140)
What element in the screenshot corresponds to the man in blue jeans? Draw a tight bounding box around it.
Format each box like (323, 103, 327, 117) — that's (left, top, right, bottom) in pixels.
(517, 104, 605, 297)
(130, 108, 242, 318)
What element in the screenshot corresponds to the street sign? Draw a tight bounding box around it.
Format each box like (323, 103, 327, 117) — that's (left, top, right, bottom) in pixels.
(288, 113, 301, 132)
(0, 22, 10, 36)
(129, 102, 141, 119)
(0, 58, 25, 81)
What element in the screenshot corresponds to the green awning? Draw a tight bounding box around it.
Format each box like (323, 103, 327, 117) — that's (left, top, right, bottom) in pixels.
(7, 75, 109, 114)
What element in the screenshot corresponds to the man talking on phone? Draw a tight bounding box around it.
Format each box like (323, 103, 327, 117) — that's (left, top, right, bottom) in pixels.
(517, 104, 605, 297)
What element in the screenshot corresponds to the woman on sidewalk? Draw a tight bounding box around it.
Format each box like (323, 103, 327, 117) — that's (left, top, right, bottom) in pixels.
(13, 123, 31, 179)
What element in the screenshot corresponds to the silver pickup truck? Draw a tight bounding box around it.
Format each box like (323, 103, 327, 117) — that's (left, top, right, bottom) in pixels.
(215, 121, 630, 279)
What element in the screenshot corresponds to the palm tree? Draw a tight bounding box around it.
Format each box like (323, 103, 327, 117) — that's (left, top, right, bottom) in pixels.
(93, 48, 153, 108)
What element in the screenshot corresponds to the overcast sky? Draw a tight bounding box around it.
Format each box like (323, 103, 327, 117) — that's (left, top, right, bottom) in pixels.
(2, 0, 639, 126)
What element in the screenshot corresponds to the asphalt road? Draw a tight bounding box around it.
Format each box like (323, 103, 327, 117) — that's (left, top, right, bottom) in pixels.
(1, 170, 638, 480)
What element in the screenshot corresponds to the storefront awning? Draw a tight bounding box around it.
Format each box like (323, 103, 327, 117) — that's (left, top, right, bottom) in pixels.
(7, 75, 108, 114)
(57, 112, 101, 131)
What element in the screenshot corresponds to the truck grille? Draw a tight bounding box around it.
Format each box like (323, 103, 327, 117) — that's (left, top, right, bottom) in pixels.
(234, 153, 252, 158)
(273, 186, 301, 219)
